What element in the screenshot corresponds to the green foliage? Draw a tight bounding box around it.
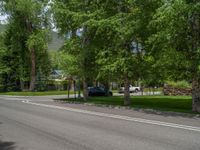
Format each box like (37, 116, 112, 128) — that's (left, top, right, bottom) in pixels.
(52, 0, 164, 101)
(0, 33, 8, 74)
(0, 27, 26, 91)
(52, 0, 100, 82)
(1, 0, 199, 104)
(0, 0, 51, 91)
(0, 24, 6, 33)
(166, 80, 191, 89)
(149, 0, 200, 81)
(49, 51, 78, 76)
(90, 0, 163, 90)
(27, 30, 49, 51)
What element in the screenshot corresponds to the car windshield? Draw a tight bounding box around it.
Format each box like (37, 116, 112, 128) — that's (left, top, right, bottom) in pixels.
(95, 87, 104, 91)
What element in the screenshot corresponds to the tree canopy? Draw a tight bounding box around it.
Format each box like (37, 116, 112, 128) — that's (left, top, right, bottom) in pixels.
(0, 0, 200, 112)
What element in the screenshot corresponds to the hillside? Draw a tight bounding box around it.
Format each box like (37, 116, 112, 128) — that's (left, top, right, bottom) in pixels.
(48, 31, 64, 51)
(0, 24, 64, 51)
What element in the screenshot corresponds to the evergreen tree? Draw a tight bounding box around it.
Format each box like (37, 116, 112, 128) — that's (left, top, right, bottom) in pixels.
(1, 0, 51, 91)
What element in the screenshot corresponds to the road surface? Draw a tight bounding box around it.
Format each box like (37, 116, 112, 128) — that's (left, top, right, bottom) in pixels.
(0, 96, 200, 150)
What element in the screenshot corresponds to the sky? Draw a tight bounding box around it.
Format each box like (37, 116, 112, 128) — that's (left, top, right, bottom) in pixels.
(0, 15, 8, 24)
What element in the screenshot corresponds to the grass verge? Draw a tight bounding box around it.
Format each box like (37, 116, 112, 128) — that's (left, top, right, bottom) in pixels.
(59, 96, 199, 114)
(0, 91, 76, 96)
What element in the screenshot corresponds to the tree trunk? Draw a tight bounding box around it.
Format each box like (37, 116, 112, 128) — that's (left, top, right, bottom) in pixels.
(192, 78, 200, 112)
(29, 48, 36, 91)
(141, 86, 143, 96)
(103, 81, 110, 96)
(83, 79, 88, 101)
(153, 87, 155, 95)
(190, 3, 200, 113)
(124, 77, 131, 105)
(20, 80, 24, 91)
(74, 80, 76, 99)
(67, 79, 71, 99)
(77, 79, 81, 99)
(26, 19, 36, 92)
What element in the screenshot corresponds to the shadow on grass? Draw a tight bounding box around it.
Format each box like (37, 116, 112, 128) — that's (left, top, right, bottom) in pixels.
(0, 140, 16, 150)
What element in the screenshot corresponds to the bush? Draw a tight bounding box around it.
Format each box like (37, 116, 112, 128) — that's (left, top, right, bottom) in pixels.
(166, 80, 191, 89)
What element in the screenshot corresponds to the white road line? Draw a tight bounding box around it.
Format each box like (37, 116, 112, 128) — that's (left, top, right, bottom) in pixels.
(21, 100, 200, 132)
(0, 97, 29, 101)
(0, 97, 52, 102)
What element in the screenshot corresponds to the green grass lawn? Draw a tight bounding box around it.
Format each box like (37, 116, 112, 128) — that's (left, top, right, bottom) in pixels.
(62, 96, 197, 114)
(0, 91, 76, 96)
(0, 91, 197, 114)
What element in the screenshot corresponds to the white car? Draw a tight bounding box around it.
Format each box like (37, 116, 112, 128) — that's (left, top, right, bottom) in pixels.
(119, 85, 140, 93)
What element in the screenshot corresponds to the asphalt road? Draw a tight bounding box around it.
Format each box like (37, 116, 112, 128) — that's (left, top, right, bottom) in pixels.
(0, 96, 200, 150)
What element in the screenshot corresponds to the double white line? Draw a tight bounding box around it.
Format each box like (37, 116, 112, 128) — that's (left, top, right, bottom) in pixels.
(22, 100, 200, 133)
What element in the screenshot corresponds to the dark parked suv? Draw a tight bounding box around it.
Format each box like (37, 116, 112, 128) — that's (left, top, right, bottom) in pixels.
(88, 87, 113, 96)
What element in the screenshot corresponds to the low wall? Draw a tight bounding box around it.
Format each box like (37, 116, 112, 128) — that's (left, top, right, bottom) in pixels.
(163, 86, 192, 96)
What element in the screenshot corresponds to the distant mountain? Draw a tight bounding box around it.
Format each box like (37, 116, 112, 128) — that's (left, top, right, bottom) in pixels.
(0, 24, 64, 51)
(48, 31, 64, 51)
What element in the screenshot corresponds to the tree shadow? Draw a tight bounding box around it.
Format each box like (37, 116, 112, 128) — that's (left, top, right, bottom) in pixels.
(0, 140, 16, 150)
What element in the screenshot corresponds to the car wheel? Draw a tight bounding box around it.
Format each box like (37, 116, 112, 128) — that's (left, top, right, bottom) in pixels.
(109, 92, 113, 96)
(135, 89, 139, 93)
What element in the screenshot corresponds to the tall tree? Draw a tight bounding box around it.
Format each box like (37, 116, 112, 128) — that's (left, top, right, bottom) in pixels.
(89, 0, 161, 105)
(0, 33, 11, 91)
(1, 0, 50, 91)
(149, 0, 200, 112)
(53, 0, 99, 100)
(53, 0, 161, 104)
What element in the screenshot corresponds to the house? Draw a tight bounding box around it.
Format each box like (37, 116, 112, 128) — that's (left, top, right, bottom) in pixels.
(50, 70, 65, 79)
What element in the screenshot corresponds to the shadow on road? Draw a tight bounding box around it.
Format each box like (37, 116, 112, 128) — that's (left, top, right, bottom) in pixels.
(0, 140, 16, 150)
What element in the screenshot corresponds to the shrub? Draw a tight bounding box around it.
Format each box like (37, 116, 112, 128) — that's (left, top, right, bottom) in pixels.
(166, 80, 191, 89)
